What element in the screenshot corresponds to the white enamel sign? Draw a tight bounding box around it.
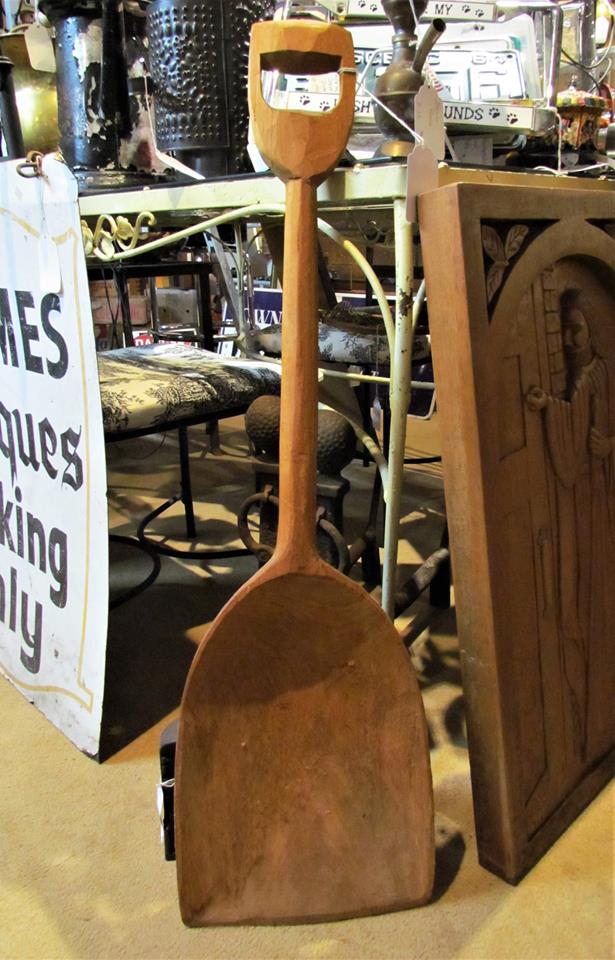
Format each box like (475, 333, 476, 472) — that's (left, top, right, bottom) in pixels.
(442, 99, 536, 130)
(341, 0, 497, 19)
(424, 1, 496, 20)
(0, 157, 108, 756)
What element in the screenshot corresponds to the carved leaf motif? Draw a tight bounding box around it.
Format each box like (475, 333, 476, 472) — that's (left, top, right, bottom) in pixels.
(482, 225, 506, 263)
(487, 263, 506, 302)
(504, 224, 529, 260)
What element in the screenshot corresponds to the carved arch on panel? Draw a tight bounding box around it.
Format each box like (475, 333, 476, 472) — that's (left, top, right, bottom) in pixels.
(491, 218, 615, 332)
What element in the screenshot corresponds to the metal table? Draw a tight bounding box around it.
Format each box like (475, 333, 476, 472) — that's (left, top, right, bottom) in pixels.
(79, 160, 615, 617)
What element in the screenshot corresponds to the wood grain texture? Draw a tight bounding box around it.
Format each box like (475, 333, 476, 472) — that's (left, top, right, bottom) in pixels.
(176, 572, 434, 925)
(175, 20, 434, 926)
(247, 19, 356, 186)
(419, 183, 615, 883)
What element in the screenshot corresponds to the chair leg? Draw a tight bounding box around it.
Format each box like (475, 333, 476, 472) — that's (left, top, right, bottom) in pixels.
(178, 425, 197, 538)
(136, 421, 250, 561)
(206, 419, 221, 454)
(429, 520, 451, 609)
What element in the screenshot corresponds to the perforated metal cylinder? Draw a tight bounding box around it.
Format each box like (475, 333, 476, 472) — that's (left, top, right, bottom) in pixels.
(146, 0, 274, 177)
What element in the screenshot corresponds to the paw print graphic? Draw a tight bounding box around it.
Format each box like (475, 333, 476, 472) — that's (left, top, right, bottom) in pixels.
(488, 106, 502, 119)
(507, 111, 519, 124)
(462, 5, 471, 12)
(299, 94, 311, 106)
(370, 2, 378, 9)
(320, 100, 332, 112)
(358, 0, 366, 7)
(476, 8, 485, 16)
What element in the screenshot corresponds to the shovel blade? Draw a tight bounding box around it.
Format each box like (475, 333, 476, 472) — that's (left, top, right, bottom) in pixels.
(176, 571, 434, 926)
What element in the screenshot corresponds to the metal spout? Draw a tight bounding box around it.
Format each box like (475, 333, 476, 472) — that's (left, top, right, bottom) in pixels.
(412, 18, 445, 77)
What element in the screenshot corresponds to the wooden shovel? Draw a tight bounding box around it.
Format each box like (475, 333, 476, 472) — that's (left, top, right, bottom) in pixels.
(175, 18, 434, 926)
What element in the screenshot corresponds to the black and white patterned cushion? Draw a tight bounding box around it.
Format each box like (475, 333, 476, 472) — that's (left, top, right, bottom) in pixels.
(98, 344, 281, 434)
(252, 323, 430, 366)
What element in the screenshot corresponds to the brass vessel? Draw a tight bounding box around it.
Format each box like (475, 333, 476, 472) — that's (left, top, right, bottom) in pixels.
(373, 0, 444, 157)
(0, 32, 59, 154)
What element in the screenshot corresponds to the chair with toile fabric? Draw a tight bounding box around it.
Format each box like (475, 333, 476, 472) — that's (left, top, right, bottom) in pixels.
(99, 342, 281, 606)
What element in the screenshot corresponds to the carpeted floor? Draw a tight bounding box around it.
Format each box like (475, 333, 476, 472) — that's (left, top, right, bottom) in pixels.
(1, 417, 612, 960)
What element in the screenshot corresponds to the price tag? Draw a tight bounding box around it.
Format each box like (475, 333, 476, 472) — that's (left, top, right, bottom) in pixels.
(415, 85, 445, 161)
(406, 145, 439, 223)
(24, 23, 56, 73)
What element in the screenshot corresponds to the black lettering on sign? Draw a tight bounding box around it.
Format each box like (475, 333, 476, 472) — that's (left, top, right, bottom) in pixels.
(40, 293, 68, 379)
(20, 591, 42, 673)
(0, 480, 15, 551)
(48, 527, 67, 609)
(60, 427, 83, 492)
(39, 417, 59, 480)
(0, 288, 18, 367)
(0, 480, 71, 674)
(13, 412, 40, 473)
(0, 401, 17, 483)
(0, 565, 43, 675)
(15, 290, 43, 375)
(0, 481, 69, 607)
(0, 406, 84, 489)
(0, 288, 69, 376)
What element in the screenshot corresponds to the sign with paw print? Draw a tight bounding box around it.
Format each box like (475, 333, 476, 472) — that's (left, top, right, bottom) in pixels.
(442, 100, 539, 133)
(424, 1, 496, 20)
(346, 0, 385, 17)
(338, 0, 497, 18)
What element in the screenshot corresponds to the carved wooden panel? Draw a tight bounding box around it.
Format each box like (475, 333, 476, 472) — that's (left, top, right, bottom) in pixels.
(419, 183, 615, 883)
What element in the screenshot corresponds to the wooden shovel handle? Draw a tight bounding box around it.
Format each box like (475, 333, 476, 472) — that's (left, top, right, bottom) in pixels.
(274, 177, 320, 566)
(248, 19, 356, 186)
(247, 20, 356, 568)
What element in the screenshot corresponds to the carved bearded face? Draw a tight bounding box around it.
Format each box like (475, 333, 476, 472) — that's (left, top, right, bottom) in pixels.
(562, 305, 594, 370)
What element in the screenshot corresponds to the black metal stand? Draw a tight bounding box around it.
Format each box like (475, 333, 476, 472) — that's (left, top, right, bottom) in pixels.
(135, 423, 249, 561)
(108, 534, 162, 609)
(87, 258, 215, 350)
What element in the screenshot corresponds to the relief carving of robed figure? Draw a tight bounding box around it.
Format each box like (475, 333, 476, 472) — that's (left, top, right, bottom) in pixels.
(526, 289, 615, 765)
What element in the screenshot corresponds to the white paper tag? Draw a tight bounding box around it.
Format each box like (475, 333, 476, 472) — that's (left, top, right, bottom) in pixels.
(24, 23, 56, 73)
(406, 145, 439, 223)
(415, 85, 445, 162)
(144, 84, 205, 181)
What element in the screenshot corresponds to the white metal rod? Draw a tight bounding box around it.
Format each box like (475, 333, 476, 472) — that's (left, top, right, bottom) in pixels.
(3, 0, 17, 29)
(320, 367, 433, 389)
(382, 200, 416, 619)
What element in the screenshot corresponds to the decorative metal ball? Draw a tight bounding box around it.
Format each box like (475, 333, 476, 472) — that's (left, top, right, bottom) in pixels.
(245, 396, 356, 477)
(245, 395, 281, 459)
(316, 410, 356, 477)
